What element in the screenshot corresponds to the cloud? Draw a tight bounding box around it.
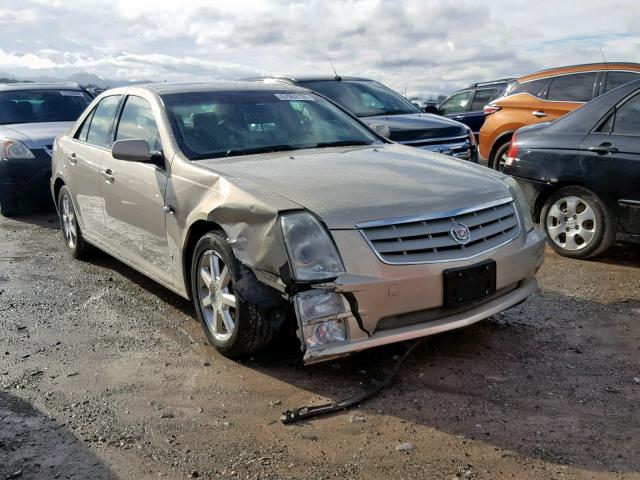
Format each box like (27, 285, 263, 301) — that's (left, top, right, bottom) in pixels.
(0, 0, 637, 97)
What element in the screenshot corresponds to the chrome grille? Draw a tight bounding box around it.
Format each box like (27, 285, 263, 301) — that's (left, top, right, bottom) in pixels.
(358, 198, 520, 264)
(400, 135, 472, 159)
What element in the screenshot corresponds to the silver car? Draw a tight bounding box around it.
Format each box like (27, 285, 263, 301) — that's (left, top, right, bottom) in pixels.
(51, 82, 545, 363)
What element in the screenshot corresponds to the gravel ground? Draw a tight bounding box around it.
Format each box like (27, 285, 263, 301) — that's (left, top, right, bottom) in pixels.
(1, 210, 640, 480)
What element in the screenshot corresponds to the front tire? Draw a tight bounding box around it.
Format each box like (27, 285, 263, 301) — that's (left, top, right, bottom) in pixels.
(191, 231, 277, 358)
(57, 186, 91, 259)
(0, 190, 19, 217)
(541, 186, 615, 259)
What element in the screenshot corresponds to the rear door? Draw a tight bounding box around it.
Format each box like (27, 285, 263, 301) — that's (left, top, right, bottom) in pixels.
(99, 94, 171, 282)
(63, 94, 122, 238)
(465, 87, 499, 137)
(579, 91, 640, 234)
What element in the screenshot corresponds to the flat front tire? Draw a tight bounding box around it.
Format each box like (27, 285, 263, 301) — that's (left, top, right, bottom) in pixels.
(541, 186, 615, 259)
(191, 231, 277, 358)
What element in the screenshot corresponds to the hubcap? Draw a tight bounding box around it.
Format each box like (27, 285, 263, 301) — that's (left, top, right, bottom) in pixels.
(546, 195, 596, 251)
(197, 250, 237, 342)
(61, 193, 77, 249)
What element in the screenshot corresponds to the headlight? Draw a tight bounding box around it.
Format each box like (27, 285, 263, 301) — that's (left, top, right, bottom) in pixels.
(280, 211, 345, 281)
(2, 139, 35, 160)
(504, 176, 534, 232)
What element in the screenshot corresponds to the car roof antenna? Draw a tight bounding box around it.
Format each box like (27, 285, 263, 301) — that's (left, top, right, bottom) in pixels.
(599, 45, 609, 71)
(329, 58, 342, 81)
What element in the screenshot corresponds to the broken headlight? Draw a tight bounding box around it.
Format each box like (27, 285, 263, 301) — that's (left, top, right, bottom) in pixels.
(294, 290, 348, 348)
(280, 211, 345, 282)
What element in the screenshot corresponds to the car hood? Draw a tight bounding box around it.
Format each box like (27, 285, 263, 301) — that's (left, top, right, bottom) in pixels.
(0, 121, 75, 149)
(196, 144, 510, 229)
(361, 113, 468, 143)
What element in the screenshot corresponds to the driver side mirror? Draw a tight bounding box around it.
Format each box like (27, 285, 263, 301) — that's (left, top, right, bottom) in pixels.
(112, 139, 163, 165)
(370, 123, 391, 139)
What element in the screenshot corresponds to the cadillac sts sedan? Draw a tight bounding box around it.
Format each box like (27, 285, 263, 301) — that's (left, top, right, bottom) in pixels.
(52, 82, 545, 363)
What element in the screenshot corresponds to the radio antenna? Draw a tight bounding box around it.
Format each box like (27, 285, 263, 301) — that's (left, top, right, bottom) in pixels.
(329, 58, 341, 80)
(599, 45, 609, 70)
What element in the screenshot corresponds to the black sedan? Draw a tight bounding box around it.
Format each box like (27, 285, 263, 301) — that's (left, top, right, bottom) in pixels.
(503, 79, 640, 259)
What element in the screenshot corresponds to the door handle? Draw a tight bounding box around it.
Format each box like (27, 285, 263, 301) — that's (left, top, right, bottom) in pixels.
(454, 115, 464, 120)
(532, 110, 547, 118)
(101, 169, 115, 183)
(68, 152, 78, 165)
(588, 143, 619, 155)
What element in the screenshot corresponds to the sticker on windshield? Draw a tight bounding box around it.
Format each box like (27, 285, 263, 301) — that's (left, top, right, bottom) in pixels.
(274, 93, 315, 101)
(59, 91, 85, 96)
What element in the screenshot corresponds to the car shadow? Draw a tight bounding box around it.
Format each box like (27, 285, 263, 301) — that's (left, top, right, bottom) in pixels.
(1, 210, 60, 231)
(0, 391, 118, 479)
(587, 241, 640, 268)
(245, 290, 640, 475)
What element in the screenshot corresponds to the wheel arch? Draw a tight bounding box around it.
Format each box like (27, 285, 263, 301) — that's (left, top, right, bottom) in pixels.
(489, 131, 515, 164)
(533, 180, 614, 224)
(52, 177, 66, 211)
(181, 219, 227, 300)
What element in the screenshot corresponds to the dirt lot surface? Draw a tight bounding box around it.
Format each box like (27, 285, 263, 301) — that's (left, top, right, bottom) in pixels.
(1, 211, 640, 480)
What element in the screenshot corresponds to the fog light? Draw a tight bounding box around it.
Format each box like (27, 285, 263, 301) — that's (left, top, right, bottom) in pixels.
(294, 290, 350, 349)
(304, 320, 347, 348)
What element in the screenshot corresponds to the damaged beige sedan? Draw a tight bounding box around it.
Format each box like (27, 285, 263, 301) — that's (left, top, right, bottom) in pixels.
(51, 82, 546, 363)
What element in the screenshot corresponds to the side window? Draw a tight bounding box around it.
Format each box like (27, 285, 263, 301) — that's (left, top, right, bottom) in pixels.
(86, 95, 122, 147)
(115, 96, 162, 151)
(471, 88, 498, 111)
(546, 72, 597, 102)
(75, 108, 96, 142)
(612, 94, 640, 136)
(605, 71, 640, 93)
(439, 91, 472, 115)
(521, 78, 551, 99)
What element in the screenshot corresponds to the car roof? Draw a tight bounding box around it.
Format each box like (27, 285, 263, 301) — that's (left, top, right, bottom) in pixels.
(0, 82, 84, 92)
(244, 75, 373, 83)
(112, 81, 314, 96)
(519, 62, 640, 82)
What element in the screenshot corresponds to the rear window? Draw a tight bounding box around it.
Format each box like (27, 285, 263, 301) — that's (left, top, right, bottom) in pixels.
(471, 88, 499, 110)
(0, 89, 92, 125)
(546, 72, 597, 102)
(605, 71, 640, 93)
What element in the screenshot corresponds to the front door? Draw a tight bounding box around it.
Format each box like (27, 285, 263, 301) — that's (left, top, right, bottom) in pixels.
(99, 95, 171, 281)
(580, 91, 640, 234)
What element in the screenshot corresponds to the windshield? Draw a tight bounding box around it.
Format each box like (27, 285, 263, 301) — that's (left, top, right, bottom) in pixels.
(0, 89, 92, 125)
(162, 91, 382, 160)
(297, 80, 421, 117)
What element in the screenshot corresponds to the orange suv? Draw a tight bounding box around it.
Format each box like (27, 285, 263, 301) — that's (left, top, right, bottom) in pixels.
(479, 62, 640, 170)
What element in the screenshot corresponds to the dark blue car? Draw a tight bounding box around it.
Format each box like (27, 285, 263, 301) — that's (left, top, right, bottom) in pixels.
(434, 79, 513, 139)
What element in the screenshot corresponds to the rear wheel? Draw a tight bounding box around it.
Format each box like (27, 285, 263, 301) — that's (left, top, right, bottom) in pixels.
(490, 140, 511, 171)
(57, 186, 91, 259)
(191, 231, 277, 358)
(541, 186, 615, 259)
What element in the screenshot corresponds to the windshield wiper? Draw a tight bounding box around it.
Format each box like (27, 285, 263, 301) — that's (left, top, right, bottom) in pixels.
(191, 144, 298, 160)
(311, 140, 374, 148)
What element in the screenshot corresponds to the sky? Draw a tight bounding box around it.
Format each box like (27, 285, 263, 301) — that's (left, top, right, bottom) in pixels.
(0, 0, 638, 98)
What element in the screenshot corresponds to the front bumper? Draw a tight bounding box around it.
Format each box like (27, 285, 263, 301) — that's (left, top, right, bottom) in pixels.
(299, 227, 546, 363)
(0, 149, 52, 198)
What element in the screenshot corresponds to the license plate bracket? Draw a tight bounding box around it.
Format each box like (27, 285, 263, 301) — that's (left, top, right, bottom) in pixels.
(443, 260, 496, 308)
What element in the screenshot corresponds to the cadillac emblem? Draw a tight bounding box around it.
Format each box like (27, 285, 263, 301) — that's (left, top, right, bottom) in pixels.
(450, 222, 471, 245)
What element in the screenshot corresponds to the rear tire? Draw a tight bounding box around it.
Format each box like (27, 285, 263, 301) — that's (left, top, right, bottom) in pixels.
(490, 140, 511, 171)
(57, 186, 91, 259)
(191, 231, 277, 358)
(541, 186, 615, 259)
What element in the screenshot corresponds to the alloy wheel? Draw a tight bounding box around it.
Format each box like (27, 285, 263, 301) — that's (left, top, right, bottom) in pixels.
(61, 193, 78, 249)
(197, 250, 237, 342)
(546, 195, 596, 251)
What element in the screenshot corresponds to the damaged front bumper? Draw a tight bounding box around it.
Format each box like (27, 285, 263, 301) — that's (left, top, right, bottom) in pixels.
(294, 227, 546, 364)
